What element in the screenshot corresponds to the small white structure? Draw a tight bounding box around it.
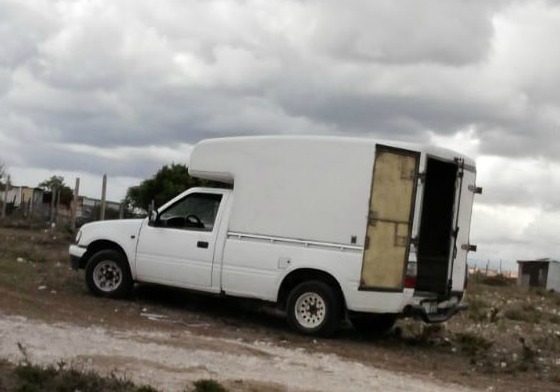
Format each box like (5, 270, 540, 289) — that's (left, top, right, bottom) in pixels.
(517, 258, 560, 291)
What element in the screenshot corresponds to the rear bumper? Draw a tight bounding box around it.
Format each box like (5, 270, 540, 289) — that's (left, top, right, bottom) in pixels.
(404, 300, 468, 323)
(69, 244, 87, 270)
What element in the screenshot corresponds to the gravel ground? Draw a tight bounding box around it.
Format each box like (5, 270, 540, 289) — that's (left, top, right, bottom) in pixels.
(0, 313, 481, 392)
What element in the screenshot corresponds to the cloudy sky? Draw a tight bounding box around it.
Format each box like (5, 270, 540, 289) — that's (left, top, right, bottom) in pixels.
(1, 0, 559, 269)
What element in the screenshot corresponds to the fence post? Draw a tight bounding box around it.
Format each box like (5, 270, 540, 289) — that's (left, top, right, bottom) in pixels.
(71, 178, 80, 230)
(1, 175, 10, 218)
(100, 174, 107, 220)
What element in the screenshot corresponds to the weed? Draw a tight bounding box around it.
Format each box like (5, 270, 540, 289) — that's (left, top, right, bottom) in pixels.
(455, 332, 493, 357)
(137, 386, 159, 392)
(519, 337, 537, 364)
(466, 297, 491, 322)
(503, 305, 541, 324)
(16, 342, 30, 365)
(479, 274, 515, 287)
(550, 373, 560, 383)
(5, 359, 160, 392)
(192, 379, 229, 392)
(531, 287, 549, 297)
(532, 334, 560, 352)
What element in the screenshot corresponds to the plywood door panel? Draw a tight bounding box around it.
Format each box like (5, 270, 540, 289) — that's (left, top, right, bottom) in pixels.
(360, 146, 419, 290)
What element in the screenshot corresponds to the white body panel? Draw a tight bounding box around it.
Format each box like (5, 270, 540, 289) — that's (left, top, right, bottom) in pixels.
(72, 219, 144, 269)
(189, 137, 375, 246)
(221, 233, 413, 312)
(189, 136, 474, 248)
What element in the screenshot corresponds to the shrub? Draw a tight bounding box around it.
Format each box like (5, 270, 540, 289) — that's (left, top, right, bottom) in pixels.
(479, 274, 515, 287)
(12, 362, 158, 392)
(192, 379, 229, 392)
(455, 332, 493, 356)
(467, 297, 491, 322)
(503, 305, 541, 324)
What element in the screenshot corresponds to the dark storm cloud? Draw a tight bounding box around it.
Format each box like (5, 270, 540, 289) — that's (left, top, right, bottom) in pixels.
(0, 0, 559, 179)
(3, 0, 560, 265)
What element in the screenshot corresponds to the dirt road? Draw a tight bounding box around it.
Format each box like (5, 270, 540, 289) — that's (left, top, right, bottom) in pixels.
(0, 313, 479, 392)
(2, 226, 560, 391)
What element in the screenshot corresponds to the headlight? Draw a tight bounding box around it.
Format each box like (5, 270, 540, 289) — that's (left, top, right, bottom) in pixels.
(75, 230, 82, 244)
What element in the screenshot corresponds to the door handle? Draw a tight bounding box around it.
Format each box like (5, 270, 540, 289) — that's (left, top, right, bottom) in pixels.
(197, 241, 209, 249)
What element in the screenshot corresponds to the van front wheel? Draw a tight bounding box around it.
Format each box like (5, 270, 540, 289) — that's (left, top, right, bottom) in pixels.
(286, 281, 341, 337)
(85, 250, 133, 298)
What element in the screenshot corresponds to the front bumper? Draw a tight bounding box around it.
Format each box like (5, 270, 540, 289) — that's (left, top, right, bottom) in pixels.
(69, 244, 87, 270)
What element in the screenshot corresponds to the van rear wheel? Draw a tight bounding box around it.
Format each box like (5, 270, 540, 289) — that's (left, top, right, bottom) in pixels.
(286, 281, 341, 337)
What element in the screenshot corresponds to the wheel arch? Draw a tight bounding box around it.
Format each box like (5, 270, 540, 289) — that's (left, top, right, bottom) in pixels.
(277, 268, 346, 310)
(80, 240, 128, 270)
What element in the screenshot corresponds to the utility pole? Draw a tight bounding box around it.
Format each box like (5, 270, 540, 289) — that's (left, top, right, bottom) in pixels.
(100, 174, 107, 220)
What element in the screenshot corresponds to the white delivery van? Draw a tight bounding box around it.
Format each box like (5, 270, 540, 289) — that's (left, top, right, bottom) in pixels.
(69, 136, 481, 336)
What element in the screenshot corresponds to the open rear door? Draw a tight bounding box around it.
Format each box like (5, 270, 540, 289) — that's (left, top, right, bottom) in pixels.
(360, 145, 420, 291)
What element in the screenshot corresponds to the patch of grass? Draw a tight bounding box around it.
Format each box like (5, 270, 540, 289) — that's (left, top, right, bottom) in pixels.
(192, 379, 229, 392)
(399, 323, 447, 348)
(1, 346, 159, 392)
(503, 304, 542, 324)
(479, 274, 515, 287)
(466, 297, 492, 322)
(0, 361, 159, 392)
(455, 332, 493, 357)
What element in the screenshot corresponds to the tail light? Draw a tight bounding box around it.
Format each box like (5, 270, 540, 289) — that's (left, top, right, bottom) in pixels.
(405, 261, 417, 289)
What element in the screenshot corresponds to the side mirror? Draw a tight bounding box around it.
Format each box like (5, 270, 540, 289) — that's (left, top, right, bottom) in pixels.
(148, 210, 159, 226)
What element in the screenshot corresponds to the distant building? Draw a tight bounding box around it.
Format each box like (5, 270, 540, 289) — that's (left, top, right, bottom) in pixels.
(77, 196, 121, 221)
(517, 258, 560, 291)
(0, 185, 44, 207)
(1, 184, 121, 224)
(0, 185, 47, 218)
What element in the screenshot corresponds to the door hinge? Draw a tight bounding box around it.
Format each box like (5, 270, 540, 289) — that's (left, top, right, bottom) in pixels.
(364, 236, 370, 249)
(461, 243, 478, 252)
(417, 172, 426, 183)
(368, 211, 378, 226)
(468, 185, 483, 194)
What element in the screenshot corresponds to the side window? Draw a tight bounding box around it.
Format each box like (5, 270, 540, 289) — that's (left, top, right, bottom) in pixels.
(159, 193, 223, 231)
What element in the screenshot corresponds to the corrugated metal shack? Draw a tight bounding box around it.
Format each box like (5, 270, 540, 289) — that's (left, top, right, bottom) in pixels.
(517, 258, 560, 291)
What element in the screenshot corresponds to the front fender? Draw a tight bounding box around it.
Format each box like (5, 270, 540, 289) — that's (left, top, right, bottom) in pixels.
(76, 219, 144, 275)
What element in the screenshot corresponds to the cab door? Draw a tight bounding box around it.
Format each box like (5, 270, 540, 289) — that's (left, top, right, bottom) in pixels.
(360, 145, 420, 291)
(135, 191, 225, 289)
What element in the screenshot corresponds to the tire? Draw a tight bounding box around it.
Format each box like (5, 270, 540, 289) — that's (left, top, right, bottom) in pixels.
(350, 313, 397, 337)
(85, 250, 133, 298)
(286, 280, 342, 337)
